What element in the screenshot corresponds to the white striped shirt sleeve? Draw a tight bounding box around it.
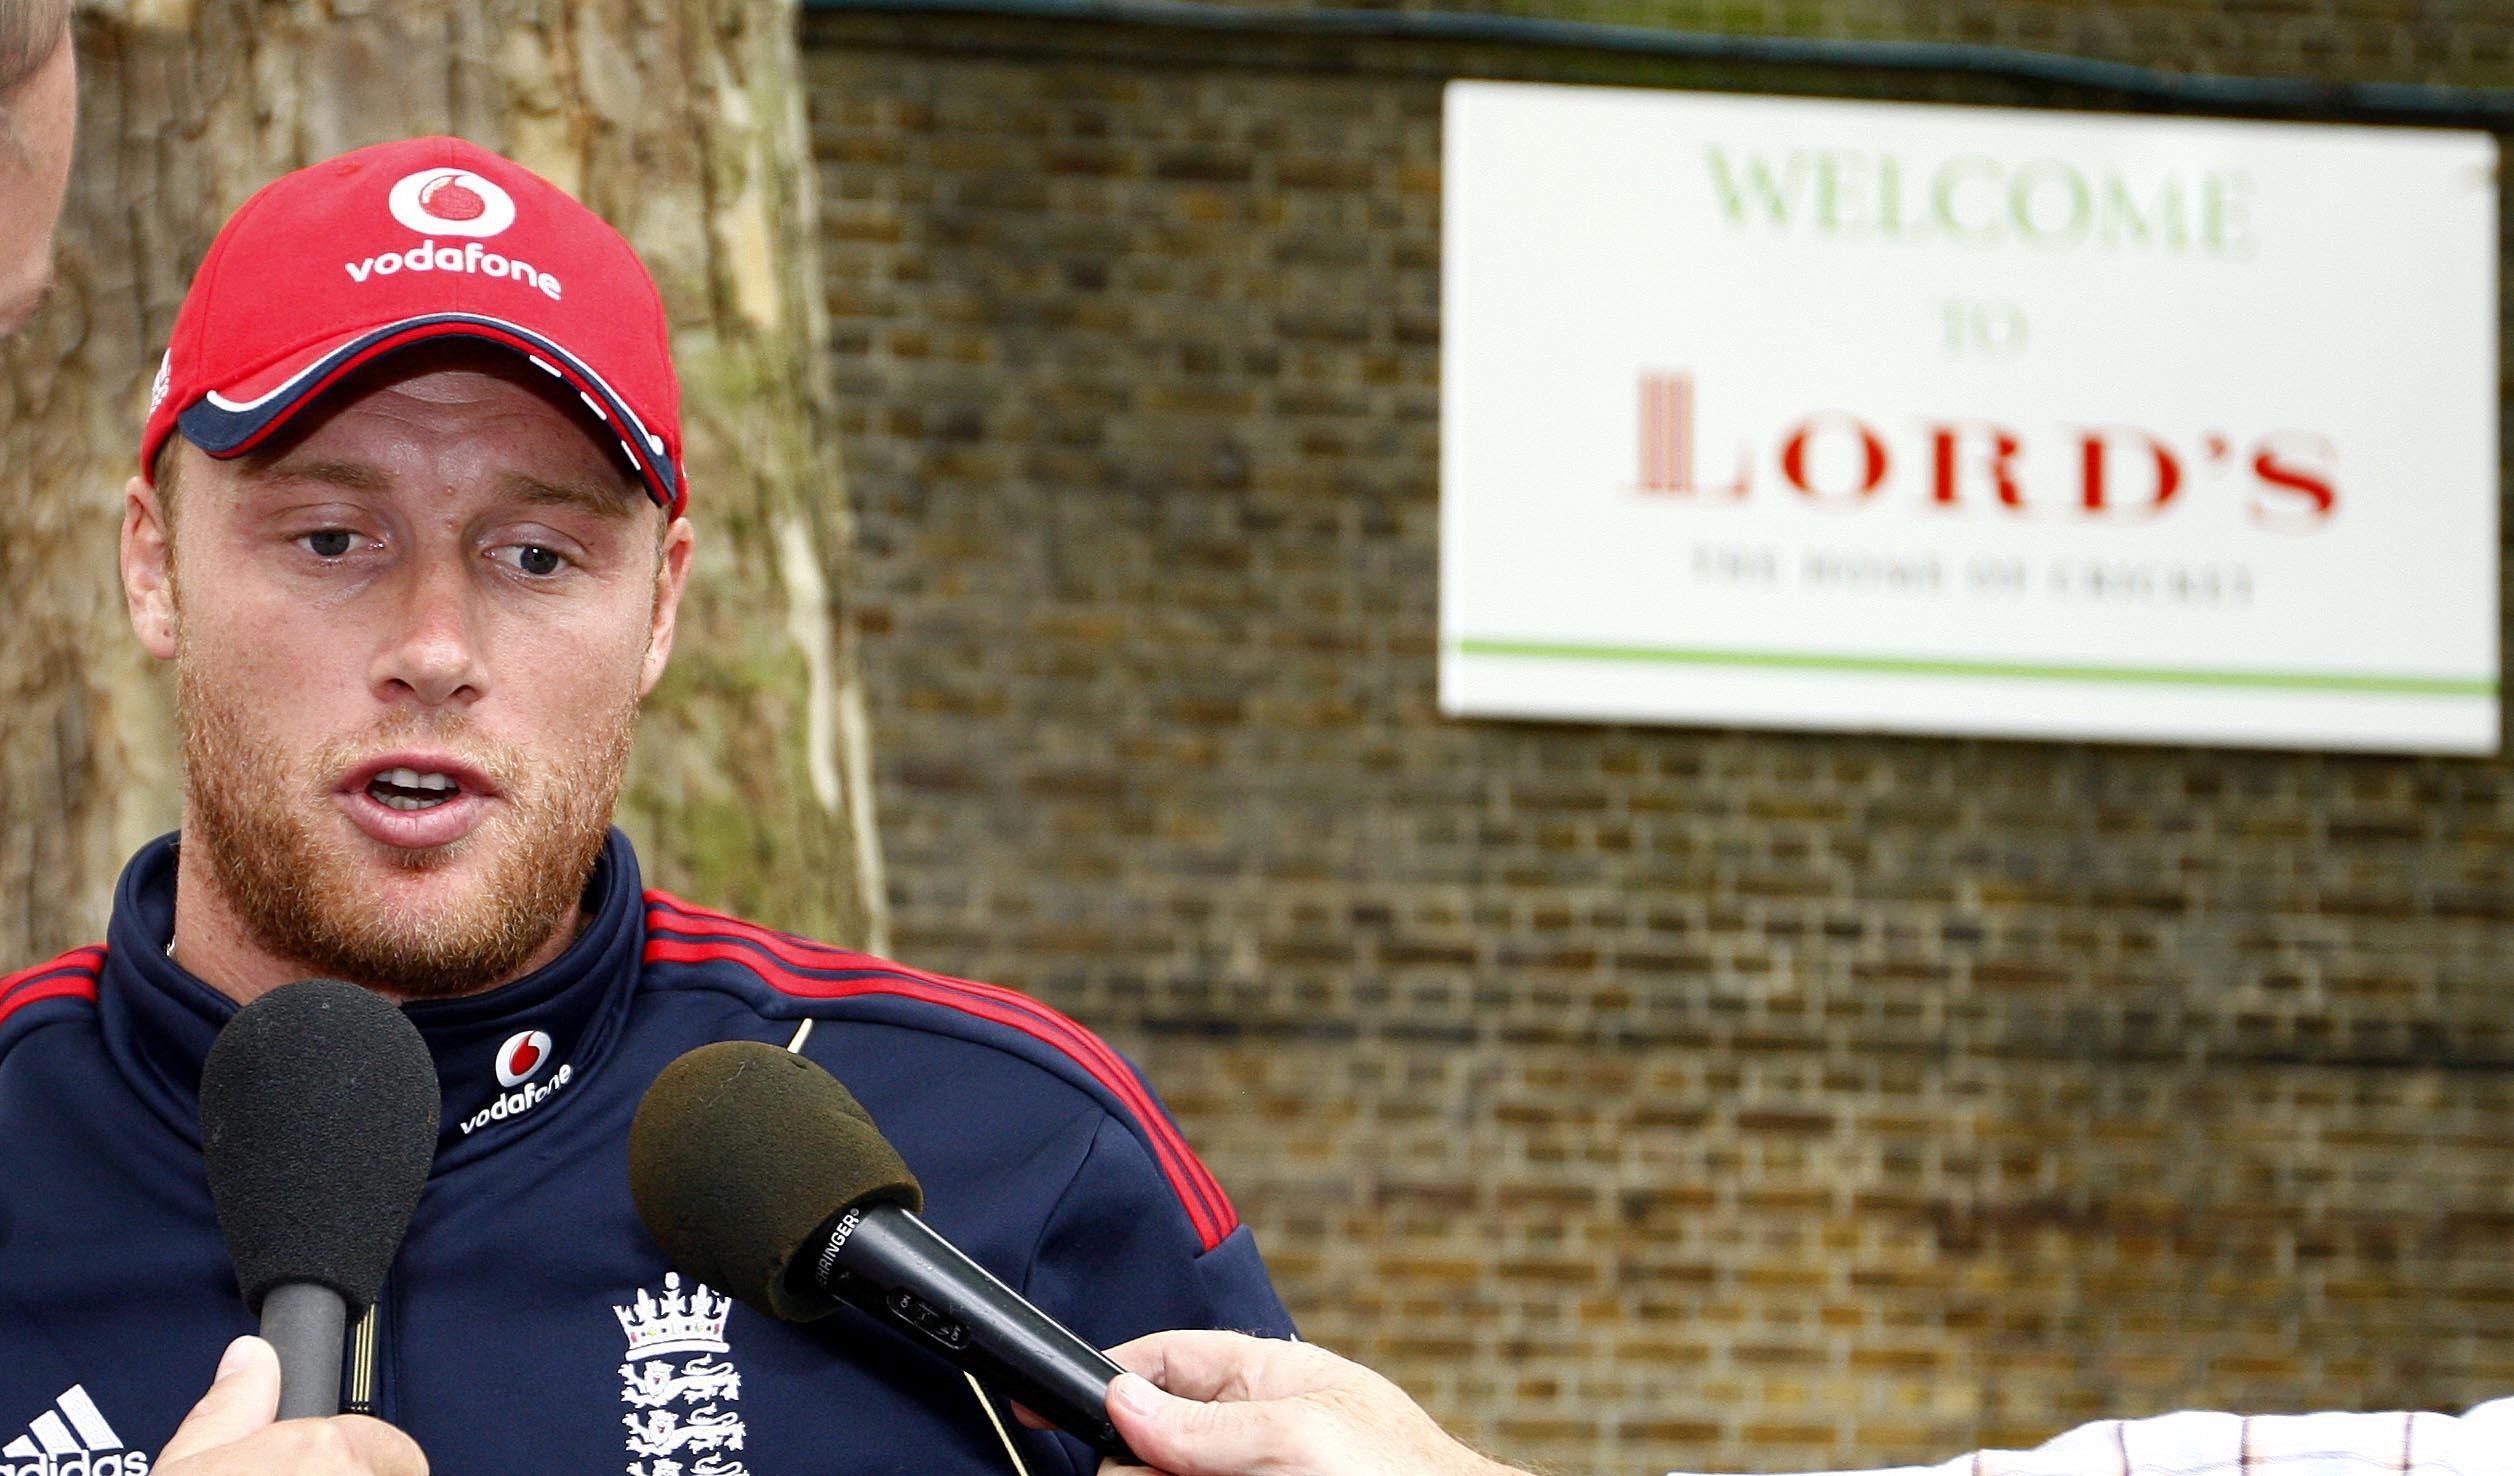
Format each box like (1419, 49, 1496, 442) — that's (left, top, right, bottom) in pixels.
(1667, 1398, 2514, 1476)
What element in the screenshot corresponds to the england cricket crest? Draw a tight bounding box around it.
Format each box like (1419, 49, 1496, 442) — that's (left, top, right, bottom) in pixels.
(613, 1272, 749, 1476)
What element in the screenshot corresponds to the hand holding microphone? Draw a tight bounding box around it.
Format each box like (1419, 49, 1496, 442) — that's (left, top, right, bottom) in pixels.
(153, 1336, 425, 1476)
(182, 979, 440, 1470)
(1081, 1330, 1524, 1476)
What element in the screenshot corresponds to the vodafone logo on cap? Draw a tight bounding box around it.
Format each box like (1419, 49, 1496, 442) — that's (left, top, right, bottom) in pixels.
(388, 167, 516, 239)
(496, 1029, 555, 1087)
(348, 166, 559, 299)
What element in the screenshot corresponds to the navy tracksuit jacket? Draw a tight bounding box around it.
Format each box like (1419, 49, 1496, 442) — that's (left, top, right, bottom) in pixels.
(0, 831, 1292, 1475)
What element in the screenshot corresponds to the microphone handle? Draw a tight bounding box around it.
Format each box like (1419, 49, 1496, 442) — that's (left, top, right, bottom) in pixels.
(261, 1282, 347, 1419)
(804, 1204, 1138, 1464)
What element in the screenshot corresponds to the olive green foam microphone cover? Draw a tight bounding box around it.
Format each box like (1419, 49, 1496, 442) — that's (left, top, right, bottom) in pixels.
(628, 1040, 923, 1321)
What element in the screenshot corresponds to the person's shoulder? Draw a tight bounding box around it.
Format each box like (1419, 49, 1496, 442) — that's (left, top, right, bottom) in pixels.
(637, 890, 1071, 1051)
(0, 942, 106, 1052)
(636, 890, 1241, 1253)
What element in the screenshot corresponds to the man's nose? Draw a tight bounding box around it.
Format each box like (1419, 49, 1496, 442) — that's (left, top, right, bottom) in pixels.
(370, 550, 488, 708)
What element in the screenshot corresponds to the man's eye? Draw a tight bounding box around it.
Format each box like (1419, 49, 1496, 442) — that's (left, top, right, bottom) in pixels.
(497, 544, 568, 577)
(301, 530, 355, 558)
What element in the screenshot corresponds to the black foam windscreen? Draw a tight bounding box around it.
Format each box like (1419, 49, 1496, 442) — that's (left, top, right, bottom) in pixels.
(199, 979, 440, 1314)
(628, 1040, 924, 1322)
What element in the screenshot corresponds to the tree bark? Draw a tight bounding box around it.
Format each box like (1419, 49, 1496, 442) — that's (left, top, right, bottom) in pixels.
(0, 0, 884, 962)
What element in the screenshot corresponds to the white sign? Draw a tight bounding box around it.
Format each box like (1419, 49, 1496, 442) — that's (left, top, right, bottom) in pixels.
(1440, 81, 2500, 753)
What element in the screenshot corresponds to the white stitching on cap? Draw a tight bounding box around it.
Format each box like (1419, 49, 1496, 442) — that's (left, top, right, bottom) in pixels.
(203, 350, 347, 414)
(191, 313, 673, 494)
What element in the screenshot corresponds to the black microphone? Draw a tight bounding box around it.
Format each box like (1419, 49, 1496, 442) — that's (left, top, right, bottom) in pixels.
(199, 979, 440, 1419)
(628, 1040, 1140, 1464)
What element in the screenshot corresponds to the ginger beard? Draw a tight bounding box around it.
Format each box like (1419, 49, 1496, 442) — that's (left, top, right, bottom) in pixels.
(173, 642, 639, 1000)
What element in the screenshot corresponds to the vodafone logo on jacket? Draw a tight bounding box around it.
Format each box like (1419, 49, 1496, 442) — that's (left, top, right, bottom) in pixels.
(496, 1029, 554, 1088)
(387, 168, 516, 238)
(462, 1029, 573, 1136)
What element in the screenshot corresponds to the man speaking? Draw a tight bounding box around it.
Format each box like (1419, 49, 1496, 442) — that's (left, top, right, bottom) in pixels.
(0, 136, 1290, 1474)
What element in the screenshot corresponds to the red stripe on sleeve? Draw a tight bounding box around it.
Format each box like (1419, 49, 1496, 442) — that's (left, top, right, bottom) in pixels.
(0, 945, 104, 995)
(644, 908, 1235, 1248)
(645, 927, 1231, 1250)
(0, 945, 106, 1031)
(643, 897, 1238, 1250)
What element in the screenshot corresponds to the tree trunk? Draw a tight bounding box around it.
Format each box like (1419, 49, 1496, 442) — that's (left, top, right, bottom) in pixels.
(0, 0, 884, 961)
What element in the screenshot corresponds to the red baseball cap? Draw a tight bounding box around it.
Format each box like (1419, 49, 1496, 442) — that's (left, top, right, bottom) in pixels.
(141, 136, 685, 516)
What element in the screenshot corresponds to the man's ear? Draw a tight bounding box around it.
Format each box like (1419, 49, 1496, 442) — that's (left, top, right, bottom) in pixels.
(639, 516, 696, 697)
(122, 474, 178, 660)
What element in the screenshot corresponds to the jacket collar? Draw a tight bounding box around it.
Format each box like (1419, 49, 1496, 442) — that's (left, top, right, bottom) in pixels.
(98, 828, 647, 1172)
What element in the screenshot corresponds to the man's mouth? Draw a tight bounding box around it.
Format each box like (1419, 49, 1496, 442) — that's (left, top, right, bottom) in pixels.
(366, 767, 464, 812)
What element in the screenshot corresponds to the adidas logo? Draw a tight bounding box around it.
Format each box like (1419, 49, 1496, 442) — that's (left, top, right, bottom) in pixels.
(1, 1387, 149, 1476)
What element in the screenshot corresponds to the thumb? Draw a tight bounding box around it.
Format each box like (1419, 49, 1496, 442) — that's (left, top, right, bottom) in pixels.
(157, 1336, 281, 1466)
(1106, 1371, 1308, 1476)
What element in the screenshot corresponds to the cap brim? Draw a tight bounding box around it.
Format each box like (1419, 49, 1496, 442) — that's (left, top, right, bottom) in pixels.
(175, 313, 682, 514)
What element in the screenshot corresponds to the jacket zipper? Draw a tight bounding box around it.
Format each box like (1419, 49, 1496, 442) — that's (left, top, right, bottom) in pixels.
(343, 1302, 381, 1416)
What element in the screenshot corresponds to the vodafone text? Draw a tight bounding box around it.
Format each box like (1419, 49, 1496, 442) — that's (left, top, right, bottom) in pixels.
(1638, 371, 2336, 532)
(343, 238, 563, 301)
(460, 1062, 573, 1136)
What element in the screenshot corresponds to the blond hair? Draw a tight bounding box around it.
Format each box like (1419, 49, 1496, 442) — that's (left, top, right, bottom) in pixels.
(0, 0, 70, 148)
(0, 0, 66, 91)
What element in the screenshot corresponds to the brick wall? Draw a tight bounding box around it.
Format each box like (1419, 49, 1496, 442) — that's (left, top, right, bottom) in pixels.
(805, 6, 2514, 1469)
